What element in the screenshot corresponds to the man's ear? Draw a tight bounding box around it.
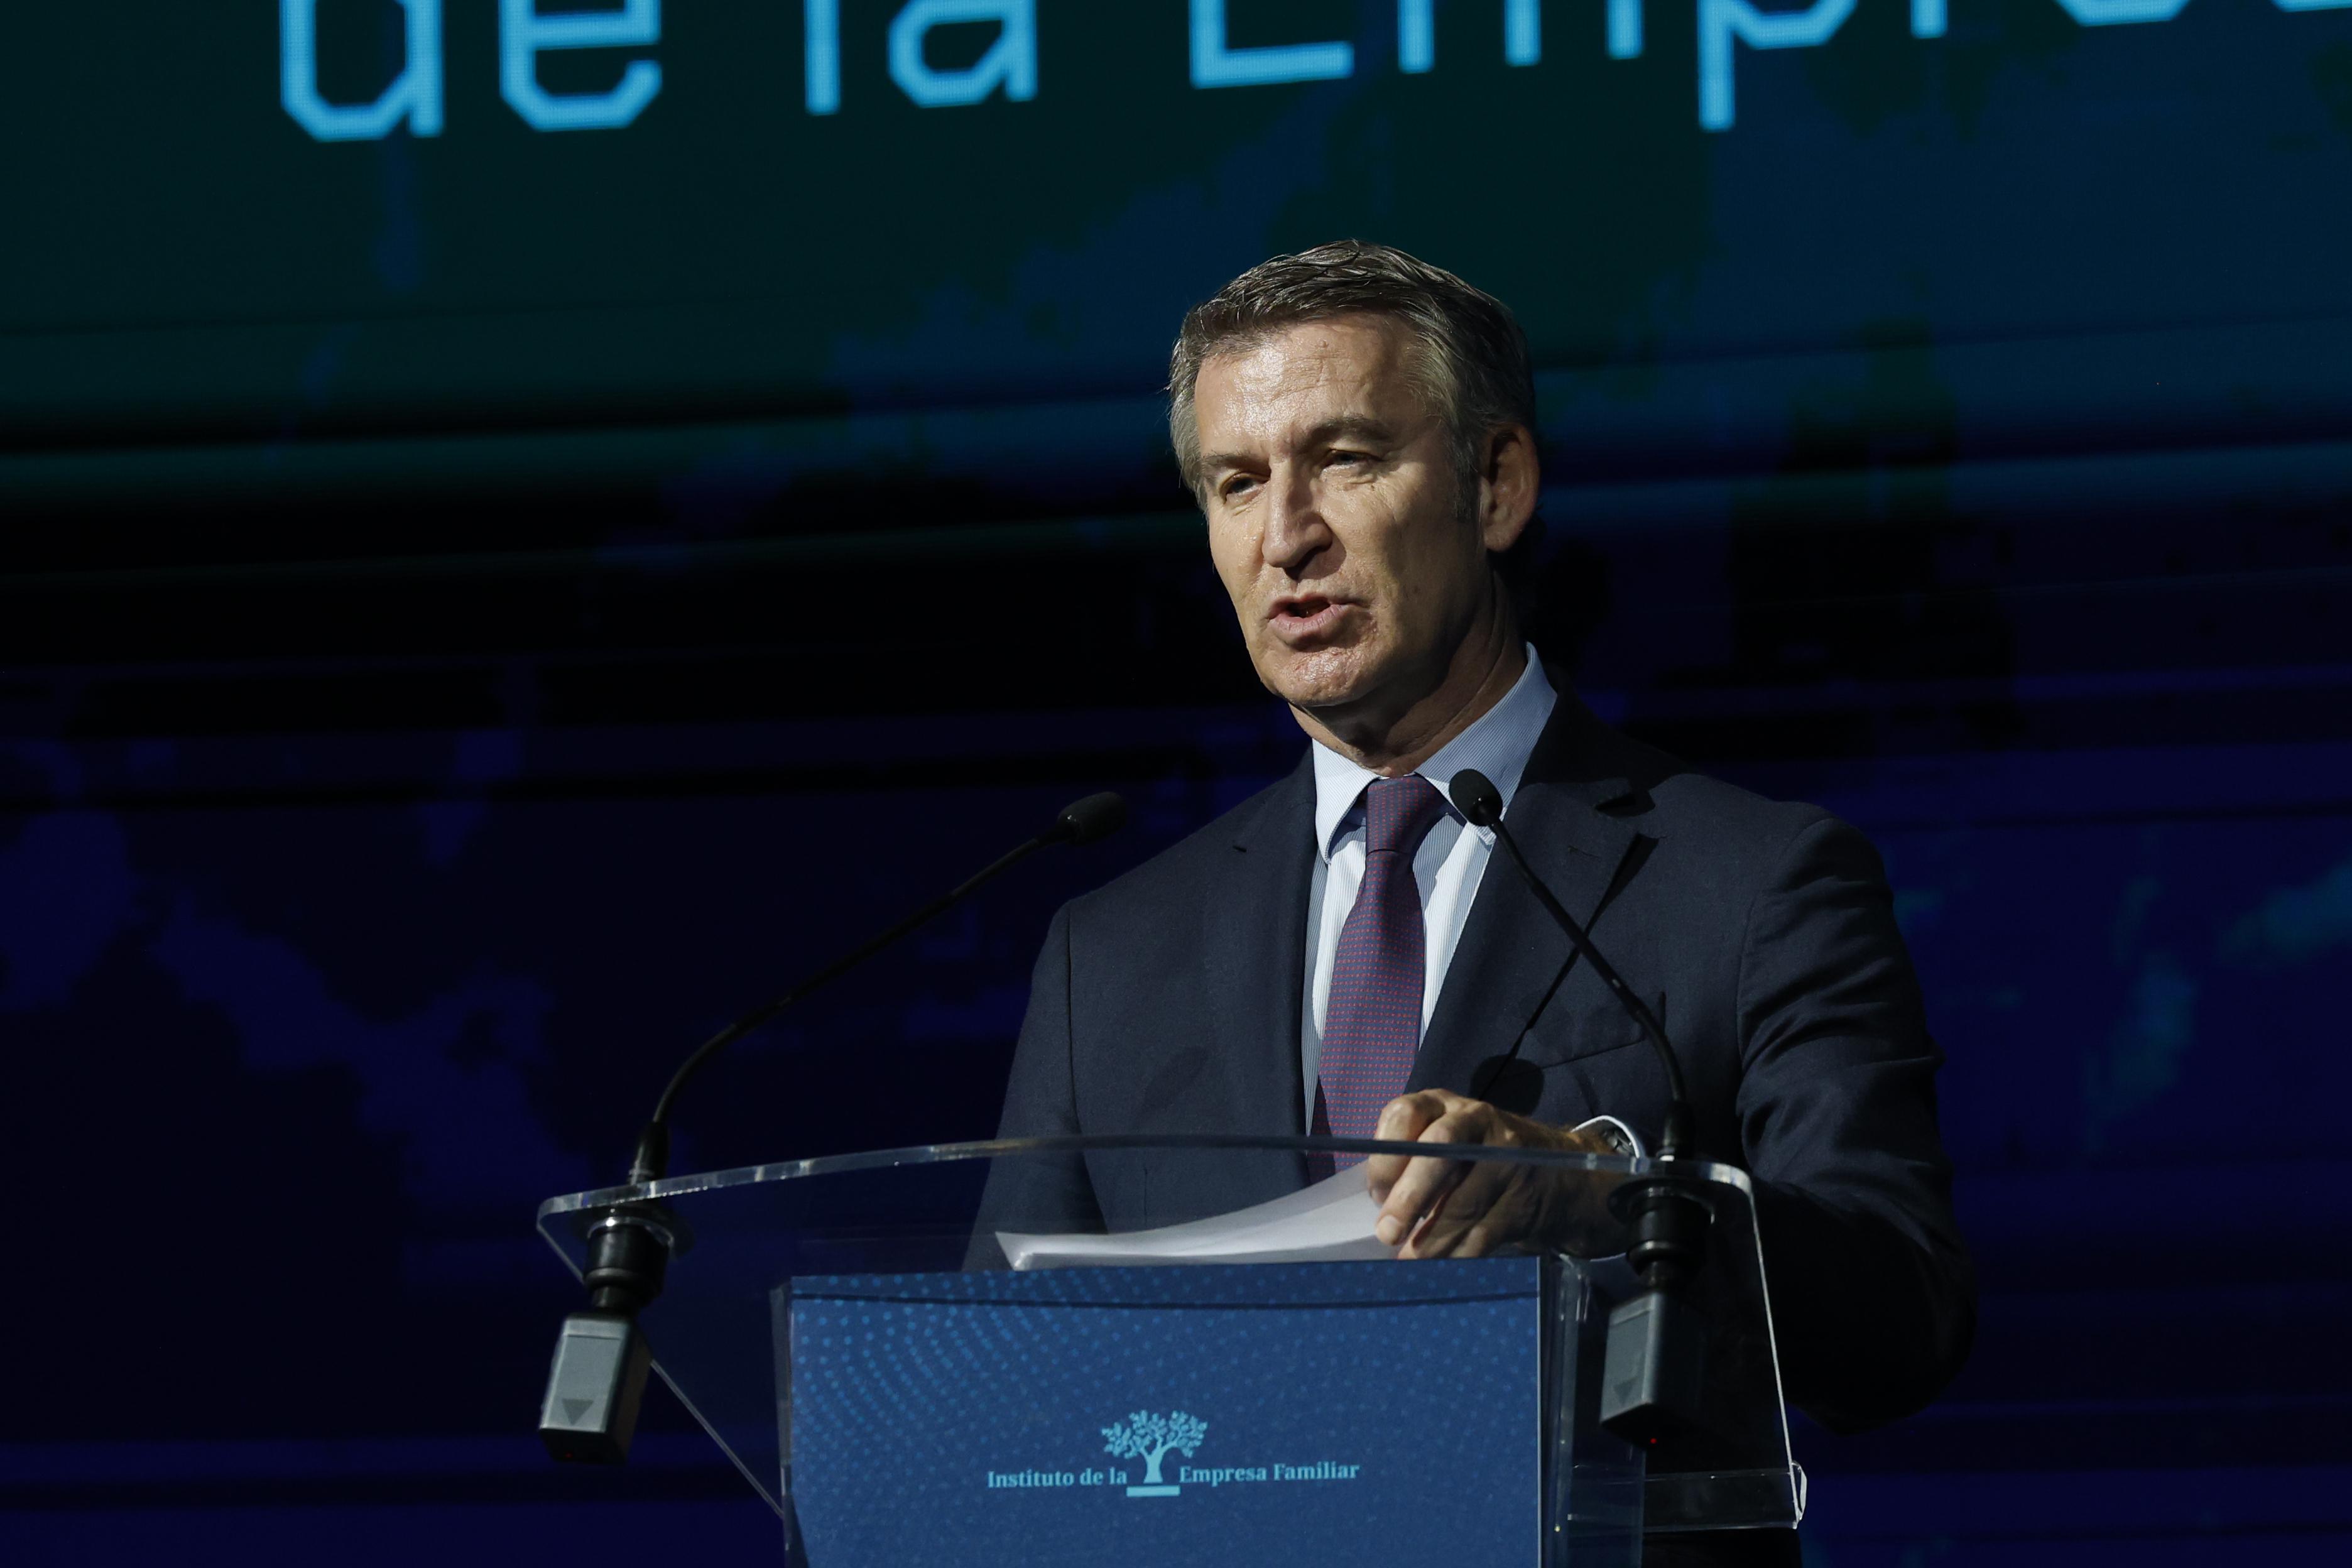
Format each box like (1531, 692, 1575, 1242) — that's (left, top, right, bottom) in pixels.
(1478, 423, 1541, 553)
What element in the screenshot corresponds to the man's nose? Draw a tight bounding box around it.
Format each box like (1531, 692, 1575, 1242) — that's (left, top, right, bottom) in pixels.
(1261, 464, 1331, 573)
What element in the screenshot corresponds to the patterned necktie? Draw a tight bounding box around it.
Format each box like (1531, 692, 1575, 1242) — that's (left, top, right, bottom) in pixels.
(1314, 773, 1449, 1172)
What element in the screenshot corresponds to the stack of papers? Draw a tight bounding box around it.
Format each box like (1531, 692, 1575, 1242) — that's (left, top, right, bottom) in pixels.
(996, 1165, 1396, 1270)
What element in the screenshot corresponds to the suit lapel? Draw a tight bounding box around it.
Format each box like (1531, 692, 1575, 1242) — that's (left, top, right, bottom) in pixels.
(1410, 702, 1644, 1099)
(1203, 754, 1318, 1143)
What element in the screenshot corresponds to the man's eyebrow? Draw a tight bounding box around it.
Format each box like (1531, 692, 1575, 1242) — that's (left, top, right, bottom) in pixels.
(1302, 415, 1400, 449)
(1200, 416, 1401, 474)
(1197, 448, 1260, 476)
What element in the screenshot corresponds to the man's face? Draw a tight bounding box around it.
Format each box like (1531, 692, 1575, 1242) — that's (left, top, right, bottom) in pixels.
(1192, 315, 1494, 719)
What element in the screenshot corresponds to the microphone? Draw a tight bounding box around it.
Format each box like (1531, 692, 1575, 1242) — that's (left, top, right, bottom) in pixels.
(625, 790, 1127, 1185)
(1446, 768, 1714, 1444)
(1446, 770, 1691, 1160)
(540, 790, 1128, 1465)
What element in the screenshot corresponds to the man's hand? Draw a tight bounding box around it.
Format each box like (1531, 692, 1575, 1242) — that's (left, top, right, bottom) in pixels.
(1364, 1089, 1627, 1259)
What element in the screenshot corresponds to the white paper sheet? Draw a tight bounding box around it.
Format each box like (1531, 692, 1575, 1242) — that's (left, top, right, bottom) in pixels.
(996, 1163, 1397, 1271)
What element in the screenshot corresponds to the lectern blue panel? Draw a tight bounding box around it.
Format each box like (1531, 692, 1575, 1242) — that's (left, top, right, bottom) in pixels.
(782, 1259, 1543, 1567)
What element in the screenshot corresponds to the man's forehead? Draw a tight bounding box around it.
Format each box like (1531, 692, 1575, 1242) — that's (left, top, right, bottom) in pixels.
(1195, 315, 1425, 440)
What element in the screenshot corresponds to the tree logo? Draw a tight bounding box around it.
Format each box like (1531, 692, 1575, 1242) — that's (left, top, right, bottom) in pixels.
(1101, 1410, 1207, 1497)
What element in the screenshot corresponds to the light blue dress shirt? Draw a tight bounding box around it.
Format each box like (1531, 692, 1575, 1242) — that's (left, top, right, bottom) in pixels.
(1300, 649, 1557, 1129)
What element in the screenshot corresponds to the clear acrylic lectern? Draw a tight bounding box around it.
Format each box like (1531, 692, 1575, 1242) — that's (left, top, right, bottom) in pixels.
(536, 1135, 1800, 1566)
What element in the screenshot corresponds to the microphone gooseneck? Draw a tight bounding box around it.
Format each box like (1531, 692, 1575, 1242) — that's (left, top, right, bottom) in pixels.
(1447, 768, 1693, 1162)
(1447, 767, 1716, 1446)
(626, 790, 1128, 1185)
(544, 790, 1127, 1466)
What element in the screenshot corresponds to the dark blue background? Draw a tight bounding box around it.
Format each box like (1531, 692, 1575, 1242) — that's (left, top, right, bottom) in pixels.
(5, 3, 2352, 1564)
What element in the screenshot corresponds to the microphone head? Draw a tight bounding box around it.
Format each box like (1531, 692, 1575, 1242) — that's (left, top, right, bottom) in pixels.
(1449, 769, 1505, 828)
(1048, 792, 1128, 846)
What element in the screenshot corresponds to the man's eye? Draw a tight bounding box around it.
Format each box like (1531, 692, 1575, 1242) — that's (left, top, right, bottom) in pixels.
(1327, 449, 1373, 467)
(1221, 475, 1260, 499)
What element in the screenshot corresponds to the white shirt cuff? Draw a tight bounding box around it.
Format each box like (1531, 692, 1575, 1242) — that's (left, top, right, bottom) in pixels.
(1569, 1114, 1644, 1160)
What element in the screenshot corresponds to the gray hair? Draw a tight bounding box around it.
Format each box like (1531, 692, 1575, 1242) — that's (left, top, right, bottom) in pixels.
(1167, 240, 1537, 500)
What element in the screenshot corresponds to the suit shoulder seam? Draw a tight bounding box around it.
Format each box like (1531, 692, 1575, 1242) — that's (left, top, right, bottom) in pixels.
(1733, 810, 1842, 1043)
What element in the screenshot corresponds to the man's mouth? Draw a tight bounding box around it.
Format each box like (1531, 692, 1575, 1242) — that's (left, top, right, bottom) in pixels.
(1270, 595, 1353, 640)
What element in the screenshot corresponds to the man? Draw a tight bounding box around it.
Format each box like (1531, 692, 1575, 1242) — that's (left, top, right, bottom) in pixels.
(978, 242, 1973, 1559)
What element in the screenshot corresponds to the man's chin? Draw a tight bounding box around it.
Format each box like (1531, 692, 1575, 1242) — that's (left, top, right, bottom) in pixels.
(1258, 645, 1384, 714)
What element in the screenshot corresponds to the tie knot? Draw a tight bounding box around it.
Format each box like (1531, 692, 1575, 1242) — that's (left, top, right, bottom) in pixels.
(1362, 774, 1447, 859)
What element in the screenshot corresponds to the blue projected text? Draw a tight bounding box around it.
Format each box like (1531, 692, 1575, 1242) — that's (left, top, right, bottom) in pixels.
(500, 0, 662, 131)
(281, 0, 2352, 140)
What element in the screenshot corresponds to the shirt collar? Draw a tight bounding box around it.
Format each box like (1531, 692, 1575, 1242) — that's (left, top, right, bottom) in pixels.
(1309, 648, 1559, 861)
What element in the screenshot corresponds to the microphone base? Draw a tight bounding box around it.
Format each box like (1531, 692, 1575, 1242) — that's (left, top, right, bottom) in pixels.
(1598, 1287, 1711, 1446)
(539, 1310, 652, 1465)
(1599, 1164, 1719, 1446)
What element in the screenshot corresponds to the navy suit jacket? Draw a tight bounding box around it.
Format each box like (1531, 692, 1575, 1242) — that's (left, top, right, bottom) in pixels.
(979, 686, 1974, 1430)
